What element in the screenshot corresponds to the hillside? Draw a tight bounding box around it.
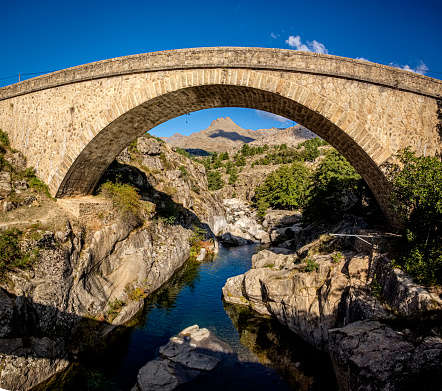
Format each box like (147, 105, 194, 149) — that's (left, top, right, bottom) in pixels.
(160, 117, 281, 152)
(246, 124, 316, 149)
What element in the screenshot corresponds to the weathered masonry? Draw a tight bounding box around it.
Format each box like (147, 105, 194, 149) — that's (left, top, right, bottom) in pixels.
(0, 47, 441, 220)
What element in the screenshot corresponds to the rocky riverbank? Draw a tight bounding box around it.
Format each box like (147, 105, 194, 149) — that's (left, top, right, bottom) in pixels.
(222, 205, 442, 390)
(0, 136, 228, 390)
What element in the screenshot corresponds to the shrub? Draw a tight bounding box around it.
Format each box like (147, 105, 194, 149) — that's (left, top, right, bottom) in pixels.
(125, 284, 147, 301)
(0, 130, 10, 147)
(178, 166, 189, 177)
(0, 228, 38, 281)
(159, 152, 171, 169)
(176, 147, 191, 158)
(107, 298, 126, 322)
(100, 181, 142, 223)
(303, 258, 320, 273)
(188, 225, 210, 261)
(228, 166, 239, 184)
(254, 162, 310, 216)
(303, 149, 364, 224)
(386, 147, 442, 286)
(207, 170, 224, 190)
(331, 252, 343, 264)
(19, 167, 52, 198)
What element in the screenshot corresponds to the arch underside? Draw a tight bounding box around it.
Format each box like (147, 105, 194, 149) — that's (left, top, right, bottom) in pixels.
(58, 84, 393, 220)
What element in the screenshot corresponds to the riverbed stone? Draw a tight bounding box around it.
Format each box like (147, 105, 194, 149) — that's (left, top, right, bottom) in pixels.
(133, 325, 230, 391)
(132, 359, 180, 391)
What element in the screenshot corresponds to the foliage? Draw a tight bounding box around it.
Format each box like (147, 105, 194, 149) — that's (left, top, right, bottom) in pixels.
(219, 151, 229, 160)
(160, 215, 176, 225)
(19, 167, 52, 198)
(303, 258, 320, 273)
(125, 284, 147, 301)
(106, 298, 126, 322)
(178, 166, 188, 177)
(100, 181, 142, 223)
(386, 147, 442, 285)
(188, 225, 213, 261)
(331, 252, 343, 264)
(235, 155, 246, 167)
(370, 276, 383, 299)
(228, 166, 238, 184)
(200, 157, 212, 171)
(0, 130, 10, 147)
(189, 225, 206, 245)
(207, 170, 224, 190)
(299, 137, 327, 162)
(145, 132, 165, 144)
(176, 147, 191, 158)
(0, 228, 38, 281)
(128, 139, 139, 155)
(254, 162, 310, 216)
(159, 152, 171, 169)
(303, 149, 364, 224)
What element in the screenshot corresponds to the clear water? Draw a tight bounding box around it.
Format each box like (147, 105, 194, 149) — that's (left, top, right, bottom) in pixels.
(52, 244, 338, 390)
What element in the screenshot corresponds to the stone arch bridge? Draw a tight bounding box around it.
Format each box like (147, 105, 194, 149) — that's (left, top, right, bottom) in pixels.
(0, 47, 441, 221)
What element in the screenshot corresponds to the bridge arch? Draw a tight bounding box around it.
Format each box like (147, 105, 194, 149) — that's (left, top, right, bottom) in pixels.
(0, 48, 441, 223)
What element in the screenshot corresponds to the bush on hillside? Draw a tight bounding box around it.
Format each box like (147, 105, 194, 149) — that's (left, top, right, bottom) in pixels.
(254, 162, 310, 216)
(386, 147, 442, 286)
(302, 149, 364, 224)
(207, 170, 224, 190)
(0, 130, 10, 147)
(0, 228, 38, 281)
(100, 181, 143, 223)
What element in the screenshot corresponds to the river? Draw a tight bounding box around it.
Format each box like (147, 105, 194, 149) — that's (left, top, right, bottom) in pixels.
(53, 243, 338, 390)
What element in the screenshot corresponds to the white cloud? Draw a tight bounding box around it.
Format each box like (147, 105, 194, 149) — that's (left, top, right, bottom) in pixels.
(256, 110, 290, 124)
(270, 32, 279, 39)
(310, 40, 328, 54)
(285, 35, 328, 54)
(356, 57, 371, 62)
(389, 60, 428, 75)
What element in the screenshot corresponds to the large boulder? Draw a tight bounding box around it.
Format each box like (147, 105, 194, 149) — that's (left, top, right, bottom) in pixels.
(329, 320, 442, 391)
(131, 325, 232, 391)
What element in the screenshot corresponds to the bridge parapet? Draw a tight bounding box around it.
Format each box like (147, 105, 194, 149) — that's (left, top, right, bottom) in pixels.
(1, 47, 441, 101)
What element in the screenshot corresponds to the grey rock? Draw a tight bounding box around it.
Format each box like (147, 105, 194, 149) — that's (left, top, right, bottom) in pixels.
(0, 171, 11, 192)
(328, 320, 442, 391)
(374, 256, 442, 315)
(13, 180, 27, 190)
(133, 325, 229, 391)
(218, 232, 253, 246)
(134, 359, 180, 391)
(2, 201, 16, 212)
(195, 247, 207, 262)
(172, 351, 219, 371)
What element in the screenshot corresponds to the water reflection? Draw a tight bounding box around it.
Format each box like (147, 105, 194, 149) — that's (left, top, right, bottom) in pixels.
(224, 303, 338, 391)
(39, 244, 337, 390)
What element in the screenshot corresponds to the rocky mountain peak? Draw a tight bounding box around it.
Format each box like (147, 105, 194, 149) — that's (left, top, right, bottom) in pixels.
(209, 116, 237, 127)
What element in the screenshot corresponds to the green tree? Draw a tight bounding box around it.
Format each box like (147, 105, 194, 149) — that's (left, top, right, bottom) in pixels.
(219, 151, 229, 160)
(207, 170, 224, 190)
(241, 143, 251, 156)
(303, 149, 363, 224)
(254, 162, 310, 216)
(235, 155, 246, 167)
(387, 147, 442, 285)
(228, 166, 239, 185)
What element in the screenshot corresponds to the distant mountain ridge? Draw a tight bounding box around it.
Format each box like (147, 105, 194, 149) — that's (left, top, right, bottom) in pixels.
(159, 117, 316, 153)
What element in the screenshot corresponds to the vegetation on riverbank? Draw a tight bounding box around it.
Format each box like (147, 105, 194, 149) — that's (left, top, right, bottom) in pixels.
(387, 147, 442, 286)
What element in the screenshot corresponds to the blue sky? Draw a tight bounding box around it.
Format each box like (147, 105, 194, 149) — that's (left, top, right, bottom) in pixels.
(1, 0, 441, 137)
